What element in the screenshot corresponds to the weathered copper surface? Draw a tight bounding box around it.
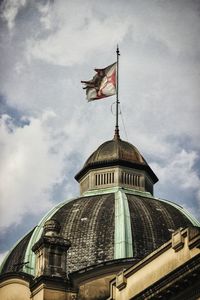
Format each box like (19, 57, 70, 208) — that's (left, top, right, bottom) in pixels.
(1, 229, 34, 273)
(84, 139, 146, 166)
(75, 138, 158, 183)
(55, 193, 115, 273)
(1, 193, 193, 275)
(127, 194, 191, 258)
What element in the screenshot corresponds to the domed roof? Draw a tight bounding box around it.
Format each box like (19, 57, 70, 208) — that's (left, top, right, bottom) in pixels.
(1, 188, 199, 276)
(85, 138, 146, 166)
(1, 135, 200, 279)
(75, 137, 158, 183)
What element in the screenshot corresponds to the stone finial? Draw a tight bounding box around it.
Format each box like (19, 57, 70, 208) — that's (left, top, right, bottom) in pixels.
(43, 219, 61, 236)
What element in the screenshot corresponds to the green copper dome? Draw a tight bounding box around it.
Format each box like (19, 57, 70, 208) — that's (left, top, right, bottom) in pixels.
(1, 138, 199, 279)
(1, 187, 199, 277)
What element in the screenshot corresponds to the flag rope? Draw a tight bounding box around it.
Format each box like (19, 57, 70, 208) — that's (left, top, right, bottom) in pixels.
(119, 104, 129, 141)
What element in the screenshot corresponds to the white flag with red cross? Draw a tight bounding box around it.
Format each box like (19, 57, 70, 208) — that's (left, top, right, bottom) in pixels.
(81, 62, 117, 101)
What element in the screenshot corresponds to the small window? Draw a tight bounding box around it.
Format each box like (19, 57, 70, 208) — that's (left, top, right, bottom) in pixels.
(95, 174, 97, 185)
(55, 254, 61, 267)
(49, 253, 54, 266)
(49, 253, 61, 267)
(98, 174, 100, 185)
(112, 172, 114, 183)
(106, 173, 109, 184)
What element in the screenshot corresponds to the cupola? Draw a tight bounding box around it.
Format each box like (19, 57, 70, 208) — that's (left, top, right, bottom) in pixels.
(75, 133, 158, 195)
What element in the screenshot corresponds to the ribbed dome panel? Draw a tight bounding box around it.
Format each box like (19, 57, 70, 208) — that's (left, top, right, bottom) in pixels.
(1, 190, 197, 276)
(52, 194, 115, 273)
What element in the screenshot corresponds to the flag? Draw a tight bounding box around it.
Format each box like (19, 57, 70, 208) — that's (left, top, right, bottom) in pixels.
(81, 62, 117, 101)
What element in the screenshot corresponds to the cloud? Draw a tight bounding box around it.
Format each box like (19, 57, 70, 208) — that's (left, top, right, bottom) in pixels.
(129, 0, 200, 56)
(152, 150, 199, 189)
(23, 0, 200, 67)
(0, 111, 70, 231)
(26, 2, 130, 66)
(0, 0, 27, 30)
(151, 149, 200, 218)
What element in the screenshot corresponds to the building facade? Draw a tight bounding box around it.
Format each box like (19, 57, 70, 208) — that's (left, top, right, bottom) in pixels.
(0, 132, 200, 300)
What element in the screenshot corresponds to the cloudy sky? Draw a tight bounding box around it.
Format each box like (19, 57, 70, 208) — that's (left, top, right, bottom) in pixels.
(0, 0, 200, 263)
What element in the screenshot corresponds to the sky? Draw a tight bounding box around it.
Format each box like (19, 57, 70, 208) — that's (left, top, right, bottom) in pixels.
(0, 0, 200, 263)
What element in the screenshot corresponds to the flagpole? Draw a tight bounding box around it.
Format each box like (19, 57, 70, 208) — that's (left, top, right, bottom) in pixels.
(115, 45, 120, 140)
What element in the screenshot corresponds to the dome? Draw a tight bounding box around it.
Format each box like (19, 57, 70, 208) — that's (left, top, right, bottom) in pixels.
(75, 137, 158, 184)
(1, 188, 199, 276)
(85, 139, 146, 166)
(1, 136, 200, 281)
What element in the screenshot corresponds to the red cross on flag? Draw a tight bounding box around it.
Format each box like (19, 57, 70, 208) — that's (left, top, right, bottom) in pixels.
(81, 62, 117, 101)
